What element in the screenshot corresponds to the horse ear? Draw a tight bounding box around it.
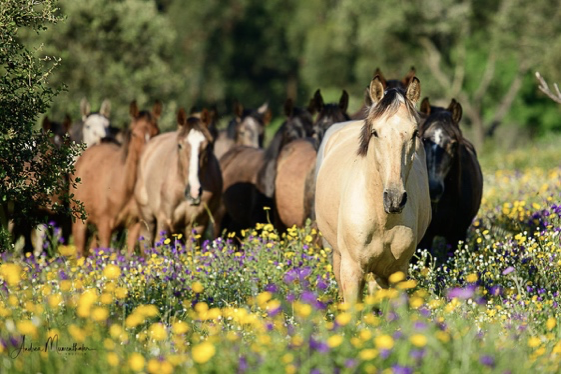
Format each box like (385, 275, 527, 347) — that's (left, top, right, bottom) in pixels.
(100, 99, 111, 118)
(420, 97, 431, 116)
(208, 106, 219, 124)
(369, 76, 385, 105)
(200, 108, 211, 127)
(152, 100, 163, 119)
(284, 98, 294, 117)
(448, 99, 462, 124)
(234, 101, 243, 118)
(373, 68, 388, 88)
(177, 108, 187, 127)
(129, 100, 139, 118)
(80, 98, 90, 120)
(262, 108, 272, 126)
(405, 77, 421, 106)
(42, 116, 51, 131)
(310, 89, 324, 114)
(257, 102, 269, 114)
(63, 115, 72, 133)
(339, 90, 349, 113)
(402, 66, 416, 87)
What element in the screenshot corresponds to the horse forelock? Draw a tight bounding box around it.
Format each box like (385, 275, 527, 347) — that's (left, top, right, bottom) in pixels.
(420, 111, 463, 147)
(358, 89, 420, 156)
(181, 117, 214, 143)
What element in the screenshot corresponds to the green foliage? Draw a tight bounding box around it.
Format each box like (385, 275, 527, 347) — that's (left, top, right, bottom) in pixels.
(0, 0, 84, 250)
(24, 0, 182, 131)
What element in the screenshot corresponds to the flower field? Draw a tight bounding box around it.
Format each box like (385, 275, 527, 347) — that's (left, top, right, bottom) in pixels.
(1, 139, 561, 373)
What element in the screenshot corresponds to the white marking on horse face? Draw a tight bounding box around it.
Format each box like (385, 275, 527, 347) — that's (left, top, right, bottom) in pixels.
(83, 114, 110, 147)
(239, 117, 260, 146)
(433, 128, 444, 148)
(187, 129, 206, 198)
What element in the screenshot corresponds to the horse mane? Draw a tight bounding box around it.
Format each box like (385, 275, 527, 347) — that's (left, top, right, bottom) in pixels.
(314, 103, 351, 148)
(358, 88, 420, 156)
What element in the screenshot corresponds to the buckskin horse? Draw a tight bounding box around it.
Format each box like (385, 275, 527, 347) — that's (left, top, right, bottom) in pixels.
(315, 76, 431, 304)
(130, 108, 222, 251)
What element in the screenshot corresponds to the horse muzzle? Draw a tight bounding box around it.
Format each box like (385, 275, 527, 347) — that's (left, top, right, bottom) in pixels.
(383, 189, 407, 214)
(185, 184, 202, 206)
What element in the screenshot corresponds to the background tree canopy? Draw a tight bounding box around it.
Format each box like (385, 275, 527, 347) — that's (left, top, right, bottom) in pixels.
(22, 0, 561, 143)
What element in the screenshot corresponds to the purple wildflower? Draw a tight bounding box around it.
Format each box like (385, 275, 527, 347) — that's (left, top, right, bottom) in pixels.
(480, 355, 495, 368)
(502, 266, 515, 275)
(392, 365, 413, 374)
(446, 286, 475, 300)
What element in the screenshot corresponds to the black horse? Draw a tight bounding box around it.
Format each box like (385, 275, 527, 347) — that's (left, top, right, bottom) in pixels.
(417, 97, 484, 261)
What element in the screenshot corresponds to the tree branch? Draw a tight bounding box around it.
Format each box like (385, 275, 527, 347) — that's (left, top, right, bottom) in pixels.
(535, 71, 561, 104)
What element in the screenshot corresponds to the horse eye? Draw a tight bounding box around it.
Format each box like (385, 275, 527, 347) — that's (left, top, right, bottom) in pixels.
(371, 129, 378, 138)
(178, 143, 183, 150)
(413, 130, 419, 138)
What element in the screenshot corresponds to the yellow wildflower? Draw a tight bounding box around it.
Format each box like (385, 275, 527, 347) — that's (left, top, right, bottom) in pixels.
(375, 334, 394, 350)
(192, 341, 216, 364)
(129, 352, 146, 372)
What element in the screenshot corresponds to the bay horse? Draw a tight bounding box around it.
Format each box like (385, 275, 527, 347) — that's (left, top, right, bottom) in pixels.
(213, 102, 272, 160)
(217, 98, 317, 236)
(417, 97, 483, 256)
(69, 98, 111, 148)
(274, 89, 350, 229)
(350, 67, 416, 120)
(71, 101, 161, 256)
(315, 76, 431, 304)
(130, 108, 222, 250)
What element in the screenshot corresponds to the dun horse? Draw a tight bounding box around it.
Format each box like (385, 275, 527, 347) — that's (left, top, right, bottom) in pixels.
(70, 98, 112, 148)
(213, 102, 272, 160)
(274, 90, 350, 229)
(131, 108, 222, 249)
(71, 101, 161, 256)
(217, 98, 316, 236)
(315, 76, 431, 304)
(417, 98, 483, 256)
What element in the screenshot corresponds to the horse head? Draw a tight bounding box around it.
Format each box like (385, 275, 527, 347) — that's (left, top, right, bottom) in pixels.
(358, 75, 422, 214)
(176, 108, 214, 206)
(42, 115, 71, 148)
(230, 101, 271, 148)
(125, 100, 162, 155)
(419, 97, 463, 204)
(282, 98, 315, 143)
(80, 98, 111, 147)
(311, 89, 350, 148)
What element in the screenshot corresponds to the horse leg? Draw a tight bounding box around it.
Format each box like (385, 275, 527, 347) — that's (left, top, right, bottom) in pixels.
(72, 219, 87, 257)
(97, 221, 112, 249)
(331, 248, 343, 302)
(339, 254, 364, 305)
(126, 222, 142, 256)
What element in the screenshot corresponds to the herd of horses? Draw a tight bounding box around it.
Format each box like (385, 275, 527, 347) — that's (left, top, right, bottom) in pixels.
(13, 68, 483, 303)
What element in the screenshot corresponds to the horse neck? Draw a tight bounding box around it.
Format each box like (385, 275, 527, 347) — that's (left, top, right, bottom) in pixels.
(121, 132, 144, 194)
(445, 143, 463, 193)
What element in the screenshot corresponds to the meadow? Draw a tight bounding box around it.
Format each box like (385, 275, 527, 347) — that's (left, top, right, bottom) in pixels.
(0, 135, 560, 374)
